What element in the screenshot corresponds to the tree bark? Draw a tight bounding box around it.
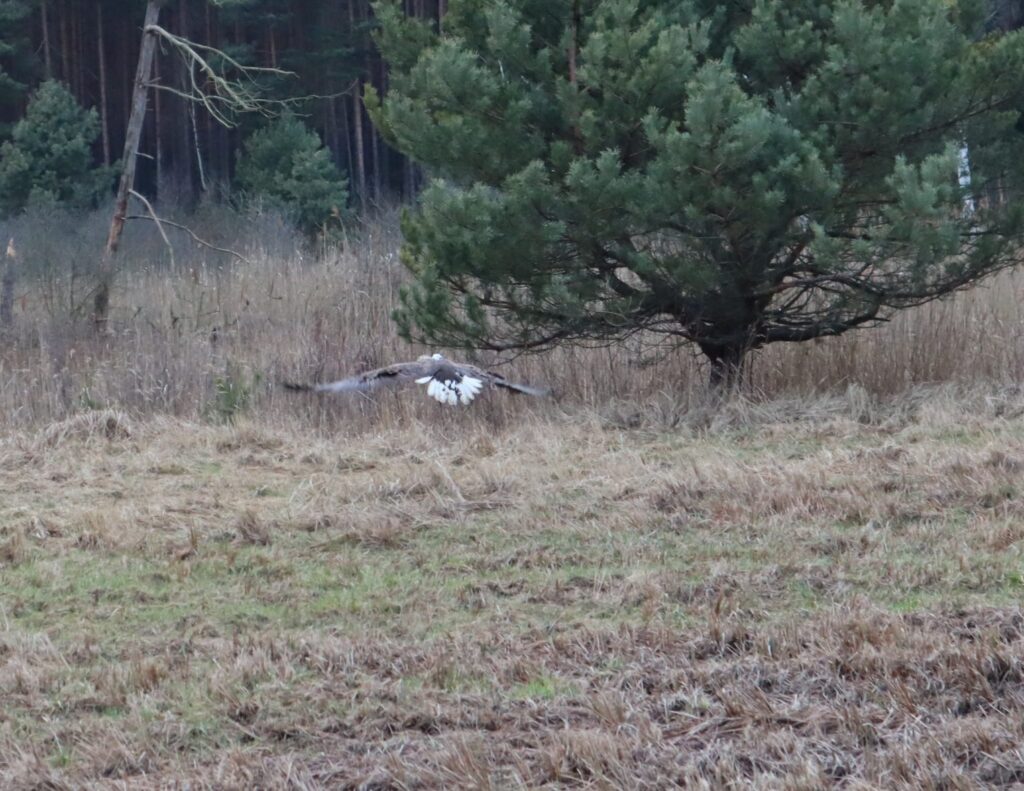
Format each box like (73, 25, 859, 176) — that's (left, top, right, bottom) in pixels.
(374, 55, 387, 200)
(40, 0, 53, 79)
(349, 0, 367, 210)
(59, 3, 70, 84)
(154, 53, 163, 193)
(94, 0, 162, 330)
(1, 240, 16, 329)
(178, 0, 195, 200)
(702, 343, 747, 391)
(338, 91, 354, 179)
(97, 3, 111, 166)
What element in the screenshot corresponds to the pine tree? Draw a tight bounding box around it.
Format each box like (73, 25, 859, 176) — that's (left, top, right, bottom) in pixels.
(0, 0, 38, 141)
(371, 0, 1024, 386)
(0, 79, 114, 214)
(236, 113, 350, 237)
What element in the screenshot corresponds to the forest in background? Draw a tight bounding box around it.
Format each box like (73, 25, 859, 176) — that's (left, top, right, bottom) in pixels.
(1, 1, 1023, 213)
(0, 0, 448, 211)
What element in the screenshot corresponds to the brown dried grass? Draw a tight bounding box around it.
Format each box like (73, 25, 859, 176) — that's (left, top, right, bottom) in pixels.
(1, 388, 1024, 787)
(3, 209, 1024, 786)
(0, 208, 1023, 432)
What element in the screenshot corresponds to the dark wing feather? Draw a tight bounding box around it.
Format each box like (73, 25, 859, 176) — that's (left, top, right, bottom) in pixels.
(458, 363, 550, 397)
(285, 360, 436, 394)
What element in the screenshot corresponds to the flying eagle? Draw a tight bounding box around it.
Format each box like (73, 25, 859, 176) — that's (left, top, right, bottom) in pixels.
(283, 354, 549, 406)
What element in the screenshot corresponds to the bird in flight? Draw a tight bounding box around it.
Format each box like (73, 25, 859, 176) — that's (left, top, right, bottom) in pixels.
(283, 354, 549, 406)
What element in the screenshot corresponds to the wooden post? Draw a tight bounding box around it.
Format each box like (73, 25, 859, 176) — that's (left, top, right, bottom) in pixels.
(94, 0, 163, 330)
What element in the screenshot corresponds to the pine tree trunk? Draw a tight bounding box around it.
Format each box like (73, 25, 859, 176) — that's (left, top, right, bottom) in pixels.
(59, 3, 70, 82)
(154, 53, 163, 193)
(349, 0, 367, 210)
(72, 3, 83, 99)
(205, 1, 221, 183)
(94, 0, 162, 330)
(178, 0, 194, 200)
(326, 95, 340, 166)
(40, 0, 53, 78)
(703, 344, 747, 391)
(338, 91, 354, 179)
(374, 56, 387, 200)
(97, 3, 111, 166)
(191, 102, 207, 192)
(352, 89, 367, 209)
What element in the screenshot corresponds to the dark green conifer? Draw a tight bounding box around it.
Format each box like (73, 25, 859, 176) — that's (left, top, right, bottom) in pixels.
(0, 80, 114, 214)
(236, 114, 349, 237)
(371, 0, 1024, 384)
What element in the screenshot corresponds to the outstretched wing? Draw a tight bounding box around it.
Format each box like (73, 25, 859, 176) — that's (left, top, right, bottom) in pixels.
(459, 364, 550, 397)
(283, 360, 436, 394)
(493, 378, 550, 397)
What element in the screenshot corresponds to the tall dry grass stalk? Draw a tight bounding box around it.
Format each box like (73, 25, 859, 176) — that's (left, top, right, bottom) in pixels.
(1, 204, 1022, 429)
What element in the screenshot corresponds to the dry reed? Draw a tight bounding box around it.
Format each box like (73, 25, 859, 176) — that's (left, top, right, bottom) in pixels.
(1, 205, 1023, 430)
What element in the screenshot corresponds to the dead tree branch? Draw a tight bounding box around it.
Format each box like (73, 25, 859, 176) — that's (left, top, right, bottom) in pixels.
(124, 212, 252, 264)
(128, 189, 175, 269)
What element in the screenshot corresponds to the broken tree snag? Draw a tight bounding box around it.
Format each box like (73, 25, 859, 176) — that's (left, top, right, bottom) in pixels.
(1, 239, 16, 328)
(94, 0, 162, 331)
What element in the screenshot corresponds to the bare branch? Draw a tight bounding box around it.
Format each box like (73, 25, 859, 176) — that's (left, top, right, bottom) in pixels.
(123, 214, 252, 264)
(146, 23, 294, 127)
(129, 189, 174, 269)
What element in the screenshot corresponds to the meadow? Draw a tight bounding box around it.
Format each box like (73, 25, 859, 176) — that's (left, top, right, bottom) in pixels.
(2, 209, 1024, 787)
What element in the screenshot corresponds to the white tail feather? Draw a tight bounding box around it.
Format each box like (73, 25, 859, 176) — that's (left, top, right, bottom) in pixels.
(419, 374, 484, 406)
(459, 375, 483, 404)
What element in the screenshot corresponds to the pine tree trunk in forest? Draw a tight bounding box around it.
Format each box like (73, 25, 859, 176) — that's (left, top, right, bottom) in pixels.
(97, 4, 111, 166)
(154, 54, 163, 194)
(59, 5, 70, 83)
(191, 103, 206, 192)
(40, 1, 53, 78)
(376, 56, 388, 198)
(122, 15, 132, 136)
(94, 0, 162, 330)
(349, 0, 367, 210)
(178, 0, 194, 199)
(338, 92, 354, 181)
(327, 96, 341, 167)
(204, 1, 219, 182)
(370, 122, 381, 203)
(72, 6, 82, 99)
(353, 89, 366, 209)
(367, 37, 383, 202)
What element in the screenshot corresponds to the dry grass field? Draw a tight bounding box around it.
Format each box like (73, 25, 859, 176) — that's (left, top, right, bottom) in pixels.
(2, 390, 1024, 788)
(2, 211, 1024, 787)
